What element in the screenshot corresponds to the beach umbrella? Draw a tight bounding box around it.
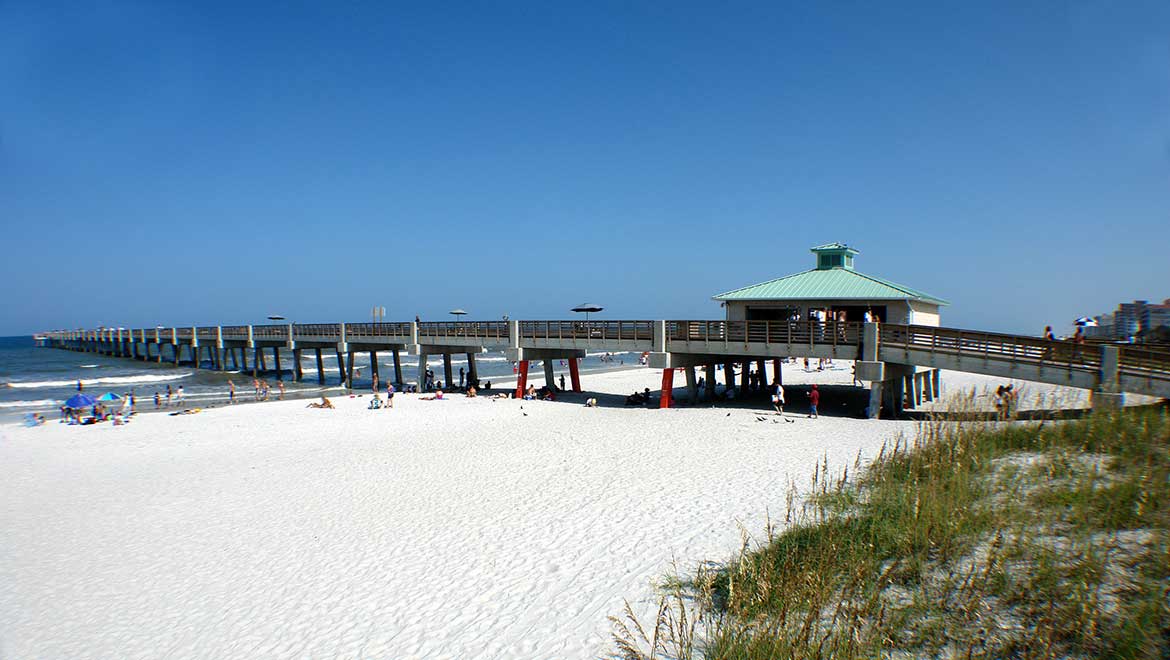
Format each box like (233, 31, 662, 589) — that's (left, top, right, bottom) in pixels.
(1074, 317, 1098, 327)
(571, 303, 603, 321)
(64, 393, 96, 409)
(449, 309, 468, 319)
(96, 392, 122, 402)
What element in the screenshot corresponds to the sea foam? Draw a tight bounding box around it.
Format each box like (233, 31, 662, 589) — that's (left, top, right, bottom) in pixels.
(5, 373, 193, 389)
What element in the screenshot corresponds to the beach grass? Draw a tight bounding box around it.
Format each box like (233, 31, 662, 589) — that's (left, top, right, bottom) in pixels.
(611, 400, 1170, 659)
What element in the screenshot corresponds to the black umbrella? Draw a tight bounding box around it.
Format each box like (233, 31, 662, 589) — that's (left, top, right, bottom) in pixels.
(571, 303, 603, 321)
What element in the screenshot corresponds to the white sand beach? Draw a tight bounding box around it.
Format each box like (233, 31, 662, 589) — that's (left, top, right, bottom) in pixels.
(0, 364, 1131, 659)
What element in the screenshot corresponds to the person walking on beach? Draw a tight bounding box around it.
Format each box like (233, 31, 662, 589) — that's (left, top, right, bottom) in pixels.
(372, 373, 379, 394)
(165, 385, 173, 407)
(277, 381, 285, 400)
(459, 367, 465, 389)
(228, 379, 235, 404)
(385, 382, 395, 409)
(175, 386, 184, 405)
(808, 384, 820, 419)
(559, 374, 566, 391)
(153, 392, 160, 409)
(772, 381, 785, 415)
(77, 379, 83, 392)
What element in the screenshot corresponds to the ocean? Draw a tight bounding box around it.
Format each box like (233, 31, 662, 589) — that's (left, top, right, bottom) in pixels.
(0, 336, 643, 424)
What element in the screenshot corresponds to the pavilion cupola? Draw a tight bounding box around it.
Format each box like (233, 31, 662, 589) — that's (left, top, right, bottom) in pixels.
(810, 243, 859, 271)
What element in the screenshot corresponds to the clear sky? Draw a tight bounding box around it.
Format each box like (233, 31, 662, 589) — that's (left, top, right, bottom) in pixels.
(2, 2, 1167, 336)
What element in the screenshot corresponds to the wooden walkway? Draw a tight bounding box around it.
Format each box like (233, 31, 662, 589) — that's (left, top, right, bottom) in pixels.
(40, 320, 1170, 414)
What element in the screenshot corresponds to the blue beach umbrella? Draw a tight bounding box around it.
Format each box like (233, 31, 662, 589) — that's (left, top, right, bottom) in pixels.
(64, 393, 97, 409)
(96, 392, 122, 402)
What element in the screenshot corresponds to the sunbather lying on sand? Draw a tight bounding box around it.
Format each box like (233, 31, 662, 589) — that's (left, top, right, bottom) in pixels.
(420, 390, 444, 401)
(306, 396, 334, 409)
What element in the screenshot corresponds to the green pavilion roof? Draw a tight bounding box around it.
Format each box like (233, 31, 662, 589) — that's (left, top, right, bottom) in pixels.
(713, 267, 949, 305)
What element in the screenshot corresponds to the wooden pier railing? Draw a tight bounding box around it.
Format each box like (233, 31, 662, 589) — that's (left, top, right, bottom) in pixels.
(417, 321, 509, 340)
(519, 320, 653, 341)
(37, 320, 1170, 398)
(667, 320, 863, 347)
(1119, 345, 1170, 388)
(878, 324, 1104, 372)
(345, 322, 413, 339)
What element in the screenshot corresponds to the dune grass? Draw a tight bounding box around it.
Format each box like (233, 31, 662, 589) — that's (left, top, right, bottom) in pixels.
(611, 400, 1170, 659)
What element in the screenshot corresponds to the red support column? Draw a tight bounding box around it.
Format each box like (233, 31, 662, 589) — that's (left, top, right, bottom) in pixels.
(514, 360, 529, 398)
(659, 369, 674, 408)
(568, 358, 582, 392)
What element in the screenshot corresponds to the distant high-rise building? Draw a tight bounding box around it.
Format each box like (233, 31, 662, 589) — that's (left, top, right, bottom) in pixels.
(1110, 299, 1170, 340)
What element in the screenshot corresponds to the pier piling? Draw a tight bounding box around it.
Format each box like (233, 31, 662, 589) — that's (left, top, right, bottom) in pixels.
(466, 353, 478, 388)
(542, 360, 555, 389)
(417, 352, 429, 391)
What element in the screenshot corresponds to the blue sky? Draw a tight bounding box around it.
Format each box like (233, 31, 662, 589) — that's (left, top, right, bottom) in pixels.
(2, 2, 1167, 336)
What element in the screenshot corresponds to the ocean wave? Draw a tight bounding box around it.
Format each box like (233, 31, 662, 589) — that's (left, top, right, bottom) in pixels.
(0, 399, 59, 409)
(79, 364, 100, 368)
(5, 373, 193, 389)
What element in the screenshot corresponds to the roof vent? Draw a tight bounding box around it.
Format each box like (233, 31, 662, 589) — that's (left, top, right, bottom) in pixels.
(810, 243, 859, 270)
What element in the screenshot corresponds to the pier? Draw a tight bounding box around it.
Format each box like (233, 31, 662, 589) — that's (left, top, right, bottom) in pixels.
(39, 319, 1170, 417)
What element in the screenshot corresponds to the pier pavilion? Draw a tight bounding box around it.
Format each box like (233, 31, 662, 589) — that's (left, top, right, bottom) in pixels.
(713, 243, 946, 326)
(702, 243, 949, 414)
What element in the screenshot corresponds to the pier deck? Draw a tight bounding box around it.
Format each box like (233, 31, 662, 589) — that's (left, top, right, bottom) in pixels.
(41, 319, 1170, 416)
